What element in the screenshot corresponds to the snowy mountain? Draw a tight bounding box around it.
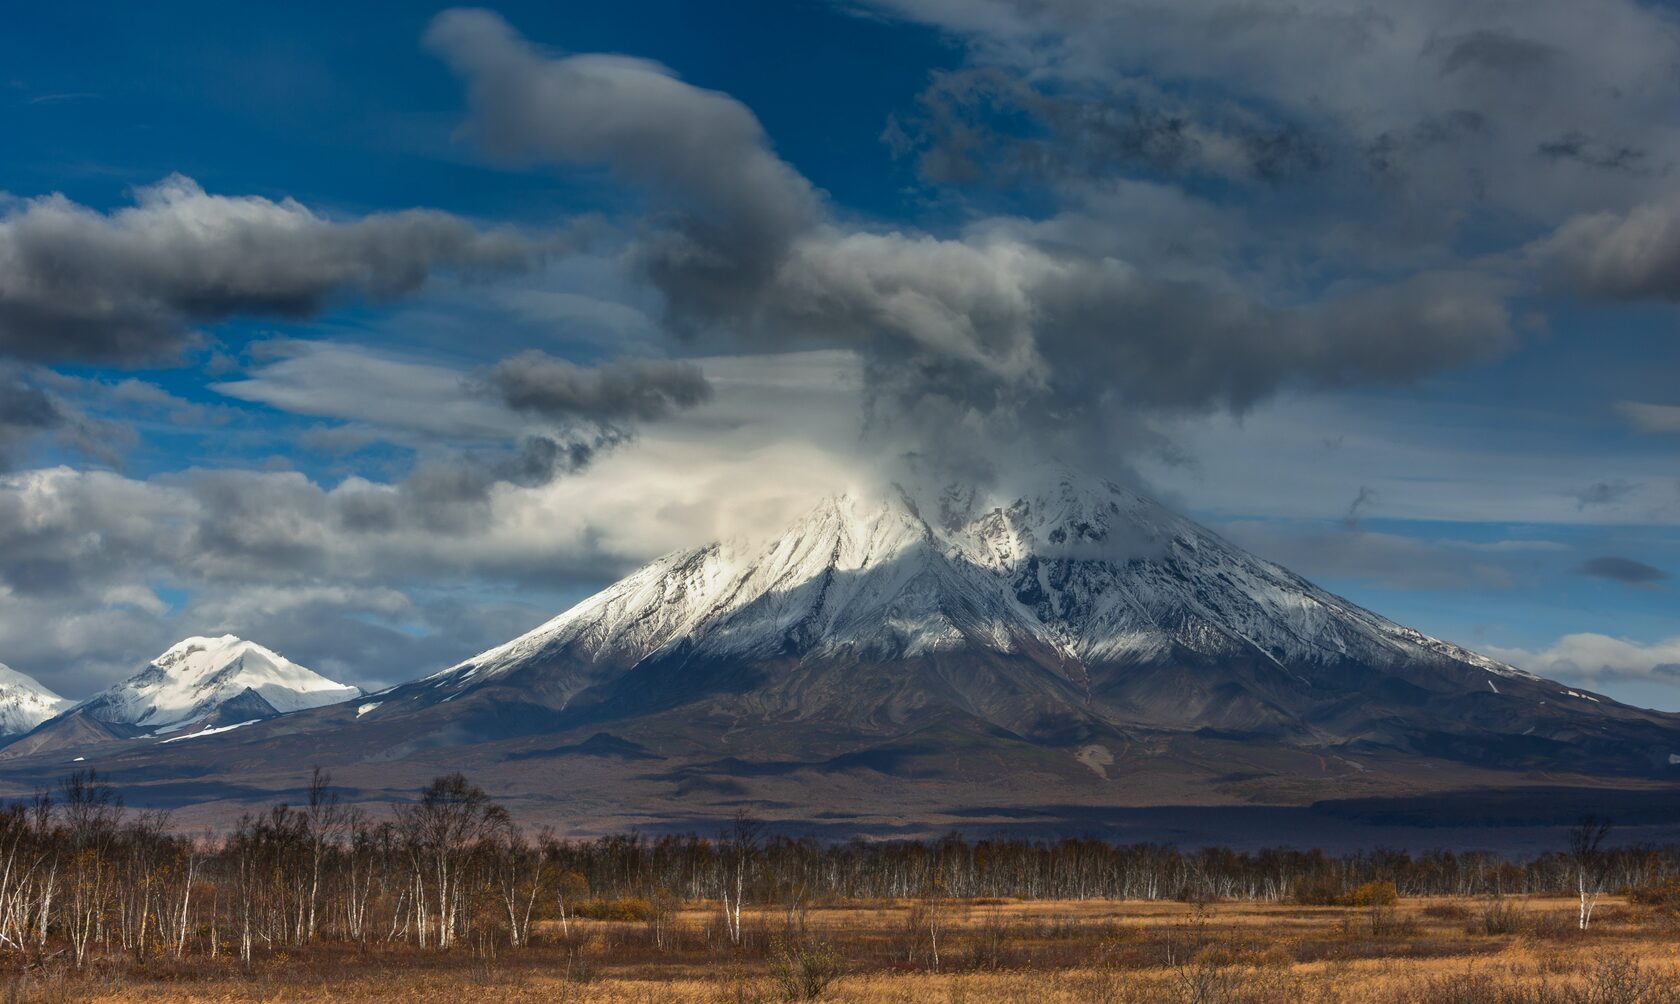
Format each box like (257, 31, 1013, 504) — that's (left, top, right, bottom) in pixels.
(436, 472, 1525, 690)
(0, 636, 361, 756)
(0, 664, 72, 736)
(76, 635, 361, 731)
(1, 470, 1675, 831)
(370, 468, 1676, 775)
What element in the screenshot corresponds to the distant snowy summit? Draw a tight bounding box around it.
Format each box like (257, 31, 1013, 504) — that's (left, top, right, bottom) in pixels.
(0, 663, 73, 736)
(0, 635, 360, 756)
(80, 635, 362, 731)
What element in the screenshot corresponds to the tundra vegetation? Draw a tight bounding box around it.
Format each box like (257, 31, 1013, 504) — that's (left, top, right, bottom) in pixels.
(0, 770, 1679, 1001)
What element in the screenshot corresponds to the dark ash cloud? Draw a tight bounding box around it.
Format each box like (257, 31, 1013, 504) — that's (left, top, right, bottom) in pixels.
(488, 352, 712, 422)
(0, 175, 540, 365)
(1576, 556, 1669, 586)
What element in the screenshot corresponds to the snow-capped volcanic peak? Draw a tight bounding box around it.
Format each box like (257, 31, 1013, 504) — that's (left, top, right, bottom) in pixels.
(436, 468, 1529, 691)
(82, 635, 361, 730)
(0, 663, 72, 736)
(438, 490, 1045, 685)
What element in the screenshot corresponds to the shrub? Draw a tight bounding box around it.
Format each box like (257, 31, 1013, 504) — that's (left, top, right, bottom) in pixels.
(571, 897, 654, 922)
(1472, 896, 1525, 936)
(1578, 952, 1663, 1004)
(1628, 878, 1680, 915)
(768, 938, 844, 1001)
(1347, 881, 1400, 908)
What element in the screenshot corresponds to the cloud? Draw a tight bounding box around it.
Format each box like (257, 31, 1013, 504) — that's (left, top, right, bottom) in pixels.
(214, 341, 530, 442)
(1616, 401, 1680, 435)
(488, 352, 712, 422)
(0, 174, 540, 364)
(423, 9, 1520, 492)
(424, 8, 820, 326)
(1483, 634, 1680, 686)
(887, 66, 1326, 189)
(1539, 198, 1680, 301)
(857, 0, 1680, 292)
(0, 351, 870, 695)
(1432, 29, 1559, 78)
(213, 340, 712, 507)
(1569, 480, 1637, 510)
(0, 365, 62, 469)
(1219, 519, 1542, 592)
(1576, 556, 1669, 586)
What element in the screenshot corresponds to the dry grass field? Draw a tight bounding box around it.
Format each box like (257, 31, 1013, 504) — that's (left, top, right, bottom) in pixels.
(6, 893, 1680, 1003)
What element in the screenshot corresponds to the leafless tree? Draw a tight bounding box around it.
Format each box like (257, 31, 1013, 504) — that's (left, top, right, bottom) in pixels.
(1569, 814, 1614, 930)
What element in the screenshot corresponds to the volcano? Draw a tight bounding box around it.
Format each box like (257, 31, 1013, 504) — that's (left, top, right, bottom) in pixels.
(4, 470, 1677, 837)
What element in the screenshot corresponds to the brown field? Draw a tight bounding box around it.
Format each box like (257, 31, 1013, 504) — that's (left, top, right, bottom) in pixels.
(8, 894, 1680, 1003)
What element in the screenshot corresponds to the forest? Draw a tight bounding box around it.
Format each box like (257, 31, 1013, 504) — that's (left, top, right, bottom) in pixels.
(0, 769, 1676, 1002)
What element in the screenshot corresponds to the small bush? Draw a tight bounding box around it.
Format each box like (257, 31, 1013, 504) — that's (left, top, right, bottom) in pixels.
(1423, 902, 1472, 921)
(768, 938, 844, 1001)
(1579, 952, 1663, 1004)
(1472, 896, 1526, 936)
(1347, 881, 1400, 908)
(571, 897, 654, 922)
(1628, 878, 1680, 915)
(963, 912, 1014, 971)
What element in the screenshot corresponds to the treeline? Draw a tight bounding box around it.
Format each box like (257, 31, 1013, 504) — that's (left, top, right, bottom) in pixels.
(0, 768, 1667, 964)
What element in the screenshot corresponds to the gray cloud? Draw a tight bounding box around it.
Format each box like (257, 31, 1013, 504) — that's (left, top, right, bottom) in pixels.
(1570, 480, 1637, 509)
(1576, 555, 1669, 586)
(488, 352, 712, 422)
(860, 0, 1680, 234)
(0, 175, 539, 364)
(424, 11, 1519, 490)
(1541, 198, 1680, 301)
(424, 8, 821, 327)
(887, 67, 1326, 189)
(1220, 519, 1537, 592)
(0, 365, 62, 469)
(0, 365, 146, 471)
(1617, 401, 1680, 435)
(1536, 133, 1648, 174)
(1431, 30, 1559, 78)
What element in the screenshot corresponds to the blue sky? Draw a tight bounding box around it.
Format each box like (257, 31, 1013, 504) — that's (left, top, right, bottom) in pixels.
(1, 1, 1678, 705)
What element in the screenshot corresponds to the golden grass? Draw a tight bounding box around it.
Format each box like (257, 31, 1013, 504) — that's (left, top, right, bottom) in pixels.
(6, 895, 1680, 1002)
